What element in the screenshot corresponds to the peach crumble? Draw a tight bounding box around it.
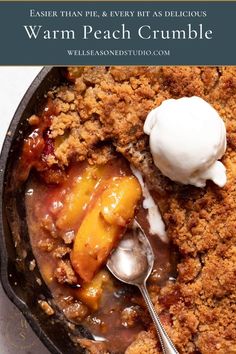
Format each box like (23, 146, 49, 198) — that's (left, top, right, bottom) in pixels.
(17, 66, 236, 354)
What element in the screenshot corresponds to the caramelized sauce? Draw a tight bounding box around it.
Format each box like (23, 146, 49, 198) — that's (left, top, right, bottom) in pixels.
(25, 158, 177, 353)
(16, 99, 58, 182)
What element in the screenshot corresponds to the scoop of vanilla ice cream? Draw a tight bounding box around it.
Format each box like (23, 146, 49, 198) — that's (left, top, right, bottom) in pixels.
(144, 96, 227, 188)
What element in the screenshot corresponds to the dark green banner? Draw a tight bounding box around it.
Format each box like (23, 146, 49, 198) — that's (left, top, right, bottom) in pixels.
(0, 1, 235, 65)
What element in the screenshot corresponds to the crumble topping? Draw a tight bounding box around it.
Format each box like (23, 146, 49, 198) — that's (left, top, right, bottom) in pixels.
(26, 66, 236, 353)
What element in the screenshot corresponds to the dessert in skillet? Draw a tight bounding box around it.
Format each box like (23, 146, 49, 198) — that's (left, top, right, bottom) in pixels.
(18, 66, 236, 354)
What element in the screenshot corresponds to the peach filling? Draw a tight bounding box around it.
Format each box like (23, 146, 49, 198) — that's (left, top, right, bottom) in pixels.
(75, 270, 112, 311)
(26, 159, 142, 312)
(56, 164, 109, 231)
(70, 175, 142, 282)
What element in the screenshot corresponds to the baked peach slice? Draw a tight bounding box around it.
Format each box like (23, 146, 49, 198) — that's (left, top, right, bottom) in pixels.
(101, 177, 142, 226)
(56, 164, 109, 230)
(71, 176, 141, 282)
(75, 270, 112, 311)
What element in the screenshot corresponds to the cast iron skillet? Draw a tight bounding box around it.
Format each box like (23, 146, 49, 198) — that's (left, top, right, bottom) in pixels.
(0, 67, 92, 354)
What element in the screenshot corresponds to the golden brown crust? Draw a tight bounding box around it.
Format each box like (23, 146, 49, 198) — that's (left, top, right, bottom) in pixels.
(125, 329, 161, 354)
(37, 66, 236, 353)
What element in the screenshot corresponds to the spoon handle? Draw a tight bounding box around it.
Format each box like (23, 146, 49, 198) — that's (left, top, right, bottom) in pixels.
(139, 283, 179, 354)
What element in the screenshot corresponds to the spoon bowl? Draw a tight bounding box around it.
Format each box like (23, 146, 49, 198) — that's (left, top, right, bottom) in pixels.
(107, 223, 154, 285)
(107, 221, 179, 354)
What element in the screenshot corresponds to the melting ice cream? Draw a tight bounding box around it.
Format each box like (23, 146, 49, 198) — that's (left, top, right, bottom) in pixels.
(144, 96, 227, 188)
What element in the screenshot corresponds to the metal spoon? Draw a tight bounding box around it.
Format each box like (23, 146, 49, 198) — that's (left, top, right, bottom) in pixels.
(107, 222, 179, 354)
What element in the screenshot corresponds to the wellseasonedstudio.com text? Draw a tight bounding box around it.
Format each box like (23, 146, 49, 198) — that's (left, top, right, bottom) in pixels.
(23, 23, 213, 40)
